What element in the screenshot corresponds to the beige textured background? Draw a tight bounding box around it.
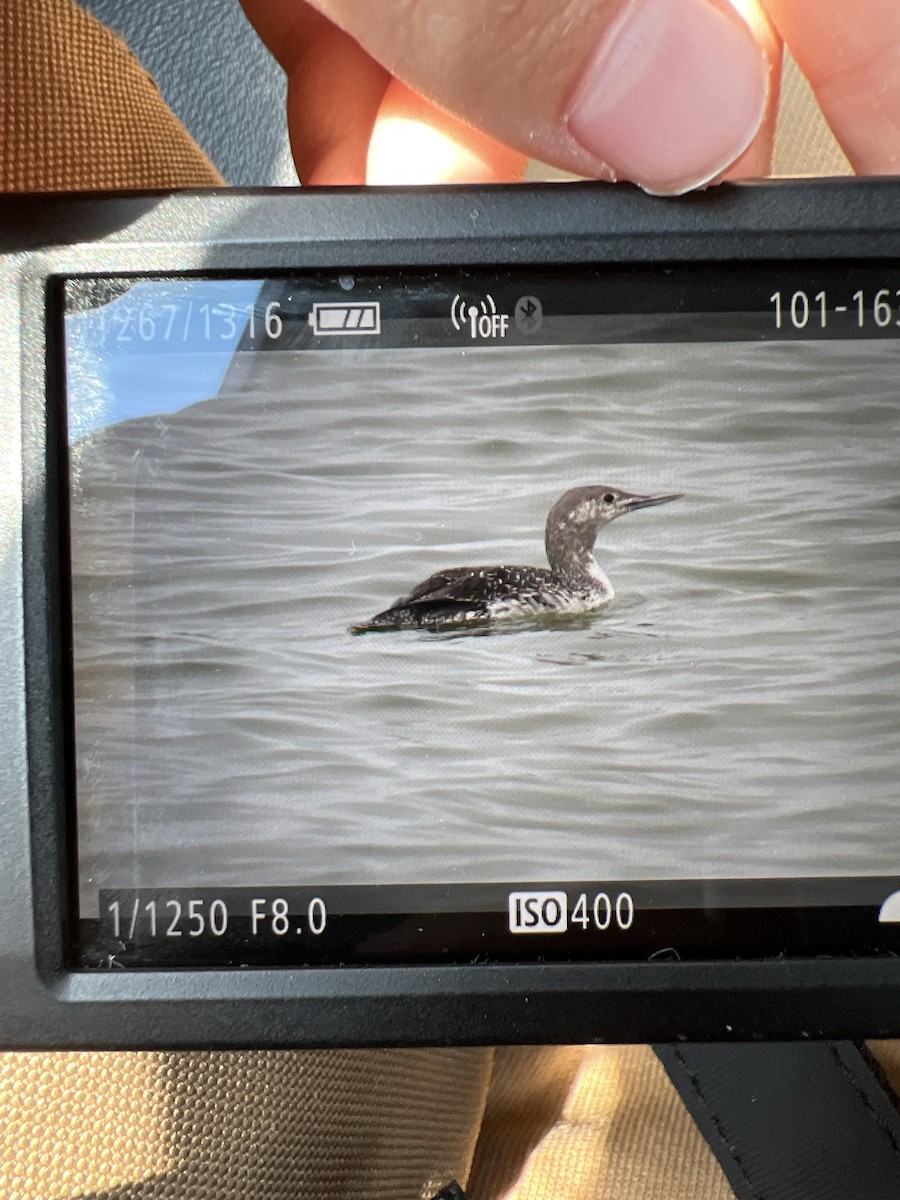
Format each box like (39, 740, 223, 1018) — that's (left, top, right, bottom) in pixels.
(0, 1049, 494, 1199)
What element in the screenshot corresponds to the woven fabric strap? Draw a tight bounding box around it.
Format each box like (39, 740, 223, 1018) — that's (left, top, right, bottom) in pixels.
(0, 0, 222, 191)
(0, 1048, 494, 1199)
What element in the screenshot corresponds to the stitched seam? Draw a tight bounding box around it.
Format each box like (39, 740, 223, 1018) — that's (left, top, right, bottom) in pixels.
(670, 1047, 765, 1200)
(828, 1044, 900, 1163)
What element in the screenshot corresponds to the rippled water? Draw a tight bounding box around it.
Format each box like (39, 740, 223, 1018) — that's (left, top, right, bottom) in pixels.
(71, 340, 900, 908)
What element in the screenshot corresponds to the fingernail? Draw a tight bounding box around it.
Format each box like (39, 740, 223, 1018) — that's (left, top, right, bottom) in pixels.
(566, 0, 768, 194)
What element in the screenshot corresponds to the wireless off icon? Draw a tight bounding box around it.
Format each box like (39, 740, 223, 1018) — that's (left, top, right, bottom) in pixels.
(451, 293, 510, 340)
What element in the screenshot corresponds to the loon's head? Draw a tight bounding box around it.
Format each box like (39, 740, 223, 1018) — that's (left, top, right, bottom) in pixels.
(545, 485, 681, 570)
(548, 485, 680, 533)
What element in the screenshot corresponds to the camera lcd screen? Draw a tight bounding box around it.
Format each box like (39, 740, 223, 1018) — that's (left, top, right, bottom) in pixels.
(63, 265, 900, 969)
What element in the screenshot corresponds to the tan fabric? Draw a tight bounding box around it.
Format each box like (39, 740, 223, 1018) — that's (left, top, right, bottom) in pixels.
(468, 1046, 735, 1200)
(868, 1041, 900, 1099)
(0, 1048, 493, 1199)
(0, 0, 222, 192)
(773, 51, 852, 178)
(468, 1045, 586, 1197)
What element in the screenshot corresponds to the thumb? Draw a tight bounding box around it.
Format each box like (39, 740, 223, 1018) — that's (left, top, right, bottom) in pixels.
(305, 0, 772, 194)
(763, 0, 900, 175)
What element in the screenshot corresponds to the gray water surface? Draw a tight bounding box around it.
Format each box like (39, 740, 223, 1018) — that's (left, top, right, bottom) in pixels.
(71, 341, 900, 907)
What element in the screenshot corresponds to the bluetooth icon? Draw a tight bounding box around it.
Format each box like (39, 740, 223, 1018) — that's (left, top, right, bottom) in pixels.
(514, 295, 543, 334)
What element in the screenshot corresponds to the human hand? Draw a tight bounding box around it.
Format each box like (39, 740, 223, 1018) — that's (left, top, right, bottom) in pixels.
(241, 0, 900, 194)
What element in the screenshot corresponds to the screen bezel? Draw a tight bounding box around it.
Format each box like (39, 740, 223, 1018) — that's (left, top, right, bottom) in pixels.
(5, 180, 900, 1047)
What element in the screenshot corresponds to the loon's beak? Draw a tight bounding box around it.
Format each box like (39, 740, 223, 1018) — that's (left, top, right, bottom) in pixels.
(620, 492, 682, 513)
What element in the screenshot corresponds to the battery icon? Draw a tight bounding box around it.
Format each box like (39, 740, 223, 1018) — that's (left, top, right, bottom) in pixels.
(308, 301, 381, 336)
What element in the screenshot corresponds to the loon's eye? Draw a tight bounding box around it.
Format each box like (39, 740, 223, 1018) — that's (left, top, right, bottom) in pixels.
(602, 492, 615, 505)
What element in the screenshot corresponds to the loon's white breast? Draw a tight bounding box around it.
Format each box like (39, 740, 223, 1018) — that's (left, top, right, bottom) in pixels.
(485, 567, 614, 620)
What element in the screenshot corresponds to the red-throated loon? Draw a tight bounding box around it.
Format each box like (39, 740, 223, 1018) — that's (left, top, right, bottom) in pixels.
(351, 485, 680, 633)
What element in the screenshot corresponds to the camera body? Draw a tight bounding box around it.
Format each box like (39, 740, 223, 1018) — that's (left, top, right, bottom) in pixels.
(3, 180, 900, 1047)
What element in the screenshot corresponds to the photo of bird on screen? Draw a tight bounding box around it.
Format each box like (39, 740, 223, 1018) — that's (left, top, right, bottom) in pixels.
(352, 485, 680, 632)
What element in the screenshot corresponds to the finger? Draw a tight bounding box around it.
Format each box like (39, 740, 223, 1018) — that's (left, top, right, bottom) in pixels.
(243, 1, 522, 184)
(303, 0, 773, 195)
(721, 0, 781, 179)
(241, 0, 390, 184)
(762, 0, 900, 174)
(367, 80, 528, 184)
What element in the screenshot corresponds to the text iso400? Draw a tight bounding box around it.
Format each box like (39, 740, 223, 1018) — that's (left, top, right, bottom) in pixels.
(508, 890, 634, 934)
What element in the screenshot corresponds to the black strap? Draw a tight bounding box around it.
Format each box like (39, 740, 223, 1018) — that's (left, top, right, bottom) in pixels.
(429, 1183, 467, 1200)
(655, 1042, 900, 1200)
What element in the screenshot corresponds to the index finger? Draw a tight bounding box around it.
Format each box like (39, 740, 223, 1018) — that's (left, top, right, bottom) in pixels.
(241, 0, 391, 184)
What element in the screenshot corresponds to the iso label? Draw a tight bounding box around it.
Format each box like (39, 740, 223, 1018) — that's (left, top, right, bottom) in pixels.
(507, 890, 635, 935)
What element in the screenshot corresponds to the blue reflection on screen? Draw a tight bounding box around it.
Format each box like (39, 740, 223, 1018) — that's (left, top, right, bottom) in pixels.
(65, 278, 264, 441)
